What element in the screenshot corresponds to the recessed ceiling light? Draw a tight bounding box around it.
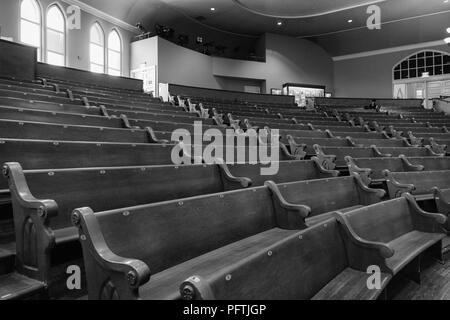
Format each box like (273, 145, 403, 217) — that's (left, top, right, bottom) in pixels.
(447, 27, 450, 33)
(444, 0, 449, 3)
(277, 21, 283, 26)
(348, 19, 353, 23)
(210, 7, 215, 11)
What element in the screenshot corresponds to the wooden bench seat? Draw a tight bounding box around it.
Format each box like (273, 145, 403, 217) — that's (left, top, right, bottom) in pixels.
(265, 174, 385, 227)
(384, 170, 450, 200)
(345, 156, 424, 184)
(73, 186, 312, 300)
(315, 145, 444, 169)
(179, 218, 391, 300)
(331, 131, 391, 140)
(339, 194, 447, 282)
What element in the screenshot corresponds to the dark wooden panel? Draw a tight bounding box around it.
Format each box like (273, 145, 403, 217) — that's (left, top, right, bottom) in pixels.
(36, 63, 143, 91)
(0, 40, 36, 81)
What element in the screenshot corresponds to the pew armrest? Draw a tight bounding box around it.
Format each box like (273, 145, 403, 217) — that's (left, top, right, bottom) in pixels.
(433, 187, 450, 214)
(313, 144, 337, 171)
(265, 181, 310, 230)
(352, 172, 386, 204)
(371, 145, 391, 158)
(403, 193, 447, 233)
(336, 213, 394, 274)
(3, 162, 59, 282)
(383, 170, 415, 198)
(311, 157, 339, 177)
(399, 155, 424, 171)
(345, 156, 372, 185)
(72, 207, 151, 299)
(218, 163, 253, 189)
(145, 127, 169, 144)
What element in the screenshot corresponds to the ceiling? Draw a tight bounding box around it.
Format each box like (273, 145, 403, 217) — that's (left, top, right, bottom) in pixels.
(83, 0, 450, 56)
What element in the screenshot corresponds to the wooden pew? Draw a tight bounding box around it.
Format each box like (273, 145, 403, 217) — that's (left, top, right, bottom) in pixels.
(339, 194, 447, 283)
(72, 186, 311, 300)
(265, 174, 385, 227)
(315, 145, 444, 169)
(345, 156, 424, 185)
(384, 170, 450, 200)
(179, 217, 390, 300)
(2, 158, 336, 290)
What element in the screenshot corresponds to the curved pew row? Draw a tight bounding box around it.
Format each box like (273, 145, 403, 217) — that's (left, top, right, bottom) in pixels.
(286, 136, 412, 157)
(384, 170, 450, 202)
(314, 145, 445, 169)
(3, 159, 336, 291)
(345, 156, 450, 184)
(74, 191, 445, 300)
(72, 183, 382, 300)
(0, 95, 193, 118)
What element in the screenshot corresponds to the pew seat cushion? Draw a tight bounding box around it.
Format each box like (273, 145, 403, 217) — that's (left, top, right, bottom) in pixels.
(139, 228, 298, 300)
(386, 231, 445, 274)
(312, 268, 390, 300)
(306, 205, 363, 227)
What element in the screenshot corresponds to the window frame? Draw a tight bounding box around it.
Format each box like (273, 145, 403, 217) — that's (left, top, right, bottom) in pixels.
(107, 29, 122, 77)
(90, 22, 105, 73)
(45, 3, 66, 67)
(19, 0, 43, 61)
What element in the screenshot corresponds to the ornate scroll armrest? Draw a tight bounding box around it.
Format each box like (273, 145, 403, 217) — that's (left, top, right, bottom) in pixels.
(401, 138, 413, 147)
(403, 193, 447, 232)
(265, 181, 311, 230)
(313, 144, 337, 170)
(311, 156, 339, 177)
(3, 162, 58, 219)
(145, 127, 169, 144)
(217, 162, 252, 189)
(280, 142, 300, 160)
(352, 172, 386, 203)
(399, 155, 424, 171)
(381, 131, 391, 139)
(286, 135, 307, 160)
(425, 145, 445, 157)
(433, 187, 450, 216)
(325, 129, 335, 138)
(336, 213, 394, 273)
(99, 105, 110, 117)
(428, 139, 447, 155)
(383, 170, 415, 198)
(363, 124, 372, 132)
(120, 114, 140, 129)
(345, 136, 358, 147)
(371, 145, 391, 158)
(345, 156, 372, 176)
(407, 131, 423, 146)
(72, 208, 151, 298)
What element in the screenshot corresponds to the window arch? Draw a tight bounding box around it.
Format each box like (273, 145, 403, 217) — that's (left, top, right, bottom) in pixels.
(90, 23, 105, 73)
(46, 4, 66, 66)
(20, 0, 42, 61)
(108, 29, 122, 76)
(393, 50, 450, 80)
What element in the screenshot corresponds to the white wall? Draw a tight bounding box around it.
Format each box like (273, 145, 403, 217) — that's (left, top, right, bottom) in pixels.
(147, 33, 334, 94)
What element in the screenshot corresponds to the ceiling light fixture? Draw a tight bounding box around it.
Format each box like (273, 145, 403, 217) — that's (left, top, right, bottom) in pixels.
(445, 37, 450, 44)
(447, 27, 450, 33)
(348, 19, 353, 23)
(277, 21, 283, 26)
(210, 7, 216, 11)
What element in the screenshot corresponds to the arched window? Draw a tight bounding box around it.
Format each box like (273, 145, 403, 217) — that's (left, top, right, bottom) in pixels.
(46, 5, 65, 66)
(90, 23, 105, 73)
(393, 50, 450, 80)
(108, 30, 122, 76)
(20, 0, 42, 61)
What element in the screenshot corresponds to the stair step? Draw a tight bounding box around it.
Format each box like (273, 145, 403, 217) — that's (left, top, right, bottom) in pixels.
(0, 242, 15, 275)
(0, 273, 46, 300)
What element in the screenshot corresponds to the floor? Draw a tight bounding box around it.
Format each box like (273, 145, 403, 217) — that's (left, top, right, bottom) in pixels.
(391, 237, 450, 300)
